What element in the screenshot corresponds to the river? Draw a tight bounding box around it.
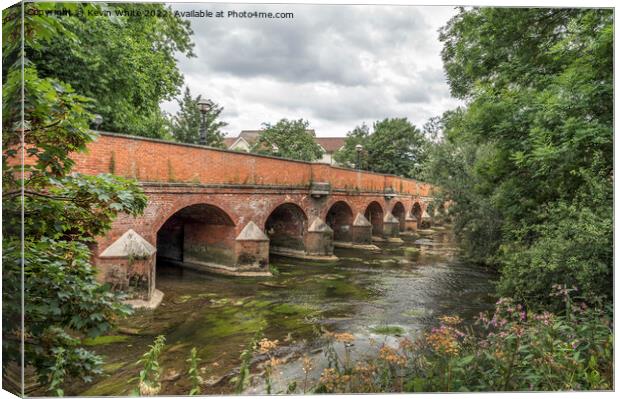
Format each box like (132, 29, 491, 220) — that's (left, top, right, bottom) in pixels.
(69, 225, 498, 396)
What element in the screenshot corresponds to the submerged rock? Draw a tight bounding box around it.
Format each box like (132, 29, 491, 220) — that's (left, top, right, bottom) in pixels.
(314, 274, 345, 281)
(210, 298, 232, 306)
(403, 247, 420, 259)
(259, 281, 287, 289)
(162, 368, 181, 382)
(116, 326, 141, 336)
(173, 294, 193, 304)
(202, 375, 226, 387)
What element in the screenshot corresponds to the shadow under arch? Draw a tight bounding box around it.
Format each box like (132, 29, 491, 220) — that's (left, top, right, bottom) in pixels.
(265, 202, 308, 253)
(412, 202, 423, 228)
(156, 203, 236, 268)
(364, 201, 384, 236)
(392, 201, 406, 232)
(326, 200, 354, 242)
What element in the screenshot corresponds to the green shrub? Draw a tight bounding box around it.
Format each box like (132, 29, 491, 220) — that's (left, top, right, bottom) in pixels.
(499, 193, 612, 306)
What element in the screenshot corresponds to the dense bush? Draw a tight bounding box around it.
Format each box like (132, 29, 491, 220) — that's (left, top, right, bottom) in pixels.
(499, 192, 613, 305)
(422, 8, 612, 305)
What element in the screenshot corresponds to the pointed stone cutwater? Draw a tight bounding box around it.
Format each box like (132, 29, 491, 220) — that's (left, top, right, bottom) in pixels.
(305, 217, 336, 258)
(382, 211, 401, 239)
(235, 221, 269, 241)
(351, 213, 372, 244)
(352, 213, 371, 227)
(404, 210, 419, 232)
(99, 229, 156, 258)
(419, 209, 433, 229)
(383, 211, 399, 224)
(234, 221, 270, 274)
(308, 217, 333, 233)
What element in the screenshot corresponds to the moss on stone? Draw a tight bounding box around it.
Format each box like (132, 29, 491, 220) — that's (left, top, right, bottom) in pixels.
(102, 361, 127, 373)
(403, 247, 420, 259)
(80, 374, 133, 396)
(370, 325, 405, 335)
(402, 308, 426, 318)
(83, 335, 130, 346)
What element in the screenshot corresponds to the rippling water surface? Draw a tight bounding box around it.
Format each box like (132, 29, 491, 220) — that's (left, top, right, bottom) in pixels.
(70, 226, 498, 396)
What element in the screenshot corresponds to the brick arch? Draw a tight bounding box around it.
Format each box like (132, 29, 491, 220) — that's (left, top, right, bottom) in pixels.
(151, 197, 238, 240)
(325, 200, 354, 242)
(391, 201, 406, 232)
(364, 201, 384, 236)
(265, 202, 308, 252)
(412, 201, 423, 226)
(156, 203, 238, 266)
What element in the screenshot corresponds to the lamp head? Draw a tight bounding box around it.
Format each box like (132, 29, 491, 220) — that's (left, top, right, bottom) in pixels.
(93, 114, 103, 126)
(198, 98, 214, 113)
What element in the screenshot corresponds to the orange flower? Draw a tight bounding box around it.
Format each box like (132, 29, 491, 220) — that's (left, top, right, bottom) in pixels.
(334, 333, 355, 343)
(399, 337, 415, 352)
(378, 345, 407, 367)
(269, 356, 283, 367)
(258, 338, 279, 353)
(439, 315, 463, 326)
(302, 355, 313, 373)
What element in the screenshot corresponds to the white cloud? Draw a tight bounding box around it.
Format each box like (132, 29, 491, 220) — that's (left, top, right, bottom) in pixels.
(161, 3, 463, 137)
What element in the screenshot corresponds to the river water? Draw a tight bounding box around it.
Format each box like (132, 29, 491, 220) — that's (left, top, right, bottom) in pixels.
(70, 225, 497, 396)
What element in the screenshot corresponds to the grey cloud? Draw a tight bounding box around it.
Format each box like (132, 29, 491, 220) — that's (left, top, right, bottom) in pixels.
(396, 89, 431, 104)
(395, 67, 450, 104)
(174, 3, 436, 86)
(163, 3, 460, 136)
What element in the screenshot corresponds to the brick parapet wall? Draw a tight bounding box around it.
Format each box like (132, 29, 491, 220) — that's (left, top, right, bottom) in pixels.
(70, 132, 435, 196)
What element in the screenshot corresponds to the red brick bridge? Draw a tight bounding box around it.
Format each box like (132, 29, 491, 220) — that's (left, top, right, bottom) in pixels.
(72, 133, 438, 303)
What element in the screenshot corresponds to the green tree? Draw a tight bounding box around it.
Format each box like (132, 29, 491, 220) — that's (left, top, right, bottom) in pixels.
(169, 87, 227, 147)
(253, 119, 323, 161)
(367, 118, 428, 178)
(333, 124, 371, 169)
(433, 8, 612, 305)
(336, 119, 428, 177)
(2, 3, 147, 393)
(28, 2, 194, 138)
(421, 110, 504, 264)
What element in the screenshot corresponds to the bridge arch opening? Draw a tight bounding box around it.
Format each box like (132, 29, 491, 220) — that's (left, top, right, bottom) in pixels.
(364, 201, 384, 236)
(156, 204, 236, 270)
(412, 202, 422, 228)
(392, 202, 406, 232)
(326, 201, 354, 242)
(265, 203, 308, 253)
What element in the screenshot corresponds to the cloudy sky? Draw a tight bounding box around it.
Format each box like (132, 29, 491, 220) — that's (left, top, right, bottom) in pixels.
(161, 3, 462, 137)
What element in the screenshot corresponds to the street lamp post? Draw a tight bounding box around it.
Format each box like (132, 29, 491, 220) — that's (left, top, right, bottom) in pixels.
(355, 144, 363, 170)
(197, 98, 214, 145)
(93, 114, 103, 131)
